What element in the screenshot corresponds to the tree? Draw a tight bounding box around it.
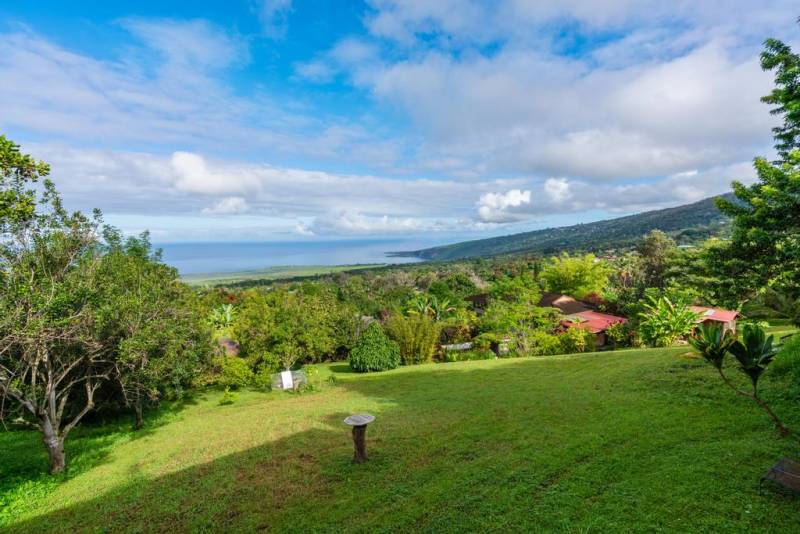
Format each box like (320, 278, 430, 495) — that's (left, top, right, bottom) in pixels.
(760, 25, 800, 161)
(234, 286, 357, 372)
(0, 136, 109, 474)
(541, 253, 609, 299)
(690, 323, 794, 438)
(0, 135, 209, 472)
(714, 154, 800, 300)
(637, 230, 676, 288)
(711, 27, 800, 301)
(93, 230, 212, 429)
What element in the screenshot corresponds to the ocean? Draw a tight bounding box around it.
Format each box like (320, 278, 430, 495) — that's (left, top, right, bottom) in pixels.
(156, 239, 442, 275)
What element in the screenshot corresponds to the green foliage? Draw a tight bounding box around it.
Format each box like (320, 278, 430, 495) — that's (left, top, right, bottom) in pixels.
(526, 330, 564, 356)
(714, 153, 800, 302)
(252, 368, 274, 391)
(638, 296, 699, 347)
(218, 387, 237, 406)
(234, 286, 358, 372)
(689, 323, 735, 371)
(384, 313, 441, 365)
(728, 324, 779, 392)
(406, 293, 455, 320)
(348, 323, 401, 373)
(637, 230, 676, 288)
(208, 304, 237, 333)
(605, 321, 640, 348)
(541, 253, 610, 299)
(558, 328, 593, 354)
(760, 30, 800, 160)
(218, 357, 254, 389)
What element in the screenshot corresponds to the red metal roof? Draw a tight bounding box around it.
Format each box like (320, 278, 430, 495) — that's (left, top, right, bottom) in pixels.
(562, 310, 627, 334)
(690, 306, 739, 323)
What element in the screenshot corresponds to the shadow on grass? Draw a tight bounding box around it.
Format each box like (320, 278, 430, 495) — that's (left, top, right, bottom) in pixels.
(6, 354, 800, 532)
(0, 393, 202, 524)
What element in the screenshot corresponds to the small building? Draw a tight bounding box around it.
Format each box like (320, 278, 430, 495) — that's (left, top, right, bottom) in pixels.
(690, 306, 739, 332)
(560, 310, 627, 347)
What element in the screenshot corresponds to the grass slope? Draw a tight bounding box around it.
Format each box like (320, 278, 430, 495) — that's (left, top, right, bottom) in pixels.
(181, 264, 386, 286)
(402, 194, 732, 261)
(3, 347, 799, 532)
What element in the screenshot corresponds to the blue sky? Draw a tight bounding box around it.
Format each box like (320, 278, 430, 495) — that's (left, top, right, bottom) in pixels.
(0, 1, 797, 243)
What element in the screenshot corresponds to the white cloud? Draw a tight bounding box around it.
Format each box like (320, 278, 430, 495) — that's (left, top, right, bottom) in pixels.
(476, 189, 531, 222)
(544, 178, 571, 203)
(201, 196, 250, 215)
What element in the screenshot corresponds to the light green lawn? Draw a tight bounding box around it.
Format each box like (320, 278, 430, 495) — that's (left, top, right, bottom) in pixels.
(2, 347, 799, 532)
(181, 264, 385, 286)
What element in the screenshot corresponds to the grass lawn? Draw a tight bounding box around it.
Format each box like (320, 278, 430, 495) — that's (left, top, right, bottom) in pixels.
(181, 264, 385, 286)
(2, 347, 800, 532)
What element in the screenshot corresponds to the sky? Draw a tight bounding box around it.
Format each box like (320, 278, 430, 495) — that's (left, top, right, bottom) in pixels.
(0, 1, 798, 243)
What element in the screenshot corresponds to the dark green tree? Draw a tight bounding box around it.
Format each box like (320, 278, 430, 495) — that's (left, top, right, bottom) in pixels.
(761, 24, 800, 160)
(637, 230, 676, 288)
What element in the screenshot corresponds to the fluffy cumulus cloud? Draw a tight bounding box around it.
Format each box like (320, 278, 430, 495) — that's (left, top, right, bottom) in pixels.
(476, 189, 531, 223)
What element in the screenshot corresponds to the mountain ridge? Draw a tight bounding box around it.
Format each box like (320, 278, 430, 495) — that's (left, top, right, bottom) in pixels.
(396, 193, 734, 261)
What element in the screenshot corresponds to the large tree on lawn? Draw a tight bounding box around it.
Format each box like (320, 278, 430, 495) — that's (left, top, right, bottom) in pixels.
(0, 135, 109, 474)
(0, 135, 209, 473)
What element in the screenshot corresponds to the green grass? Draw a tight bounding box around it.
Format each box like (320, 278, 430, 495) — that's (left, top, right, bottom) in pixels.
(181, 264, 386, 286)
(2, 348, 800, 532)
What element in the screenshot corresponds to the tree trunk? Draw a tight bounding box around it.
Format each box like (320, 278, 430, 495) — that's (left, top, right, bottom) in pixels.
(352, 425, 368, 463)
(42, 421, 65, 474)
(134, 399, 143, 431)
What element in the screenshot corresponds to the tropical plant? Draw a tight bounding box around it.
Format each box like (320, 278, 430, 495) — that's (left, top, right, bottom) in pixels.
(690, 323, 794, 438)
(638, 296, 699, 347)
(348, 323, 400, 373)
(209, 304, 237, 331)
(406, 293, 455, 320)
(385, 313, 441, 365)
(688, 322, 735, 371)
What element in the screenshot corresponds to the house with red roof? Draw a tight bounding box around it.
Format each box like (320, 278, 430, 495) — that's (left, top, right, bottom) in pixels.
(690, 306, 739, 333)
(540, 293, 627, 347)
(560, 310, 627, 347)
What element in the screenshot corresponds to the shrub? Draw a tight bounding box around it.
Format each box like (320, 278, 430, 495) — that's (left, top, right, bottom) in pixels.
(559, 328, 593, 354)
(348, 323, 401, 372)
(253, 368, 274, 391)
(218, 356, 254, 388)
(385, 313, 441, 365)
(526, 330, 563, 356)
(218, 387, 237, 406)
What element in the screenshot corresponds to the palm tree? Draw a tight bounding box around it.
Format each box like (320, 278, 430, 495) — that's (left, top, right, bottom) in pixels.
(690, 323, 793, 438)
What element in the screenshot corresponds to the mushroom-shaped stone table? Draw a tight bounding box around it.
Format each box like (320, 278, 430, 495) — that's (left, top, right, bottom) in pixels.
(344, 414, 375, 463)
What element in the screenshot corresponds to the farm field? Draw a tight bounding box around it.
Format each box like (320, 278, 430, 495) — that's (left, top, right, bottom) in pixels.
(3, 347, 799, 532)
(181, 264, 386, 286)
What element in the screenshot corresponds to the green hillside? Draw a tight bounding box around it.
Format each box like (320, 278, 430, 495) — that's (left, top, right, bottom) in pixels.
(401, 194, 733, 261)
